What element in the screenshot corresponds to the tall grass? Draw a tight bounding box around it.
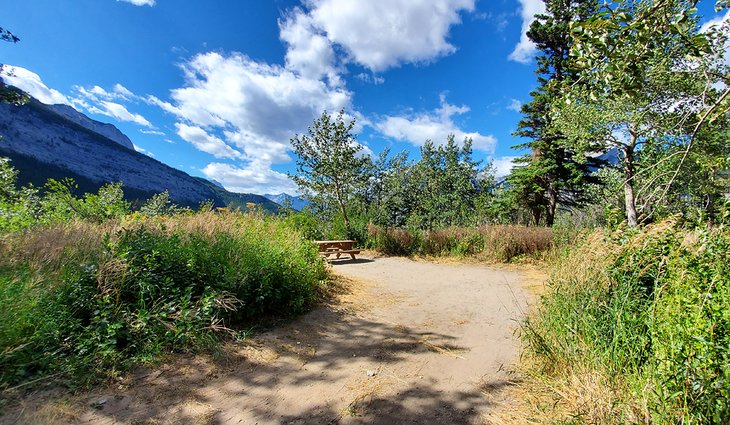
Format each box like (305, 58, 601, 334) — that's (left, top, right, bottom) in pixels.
(519, 219, 730, 424)
(366, 224, 556, 262)
(0, 211, 326, 390)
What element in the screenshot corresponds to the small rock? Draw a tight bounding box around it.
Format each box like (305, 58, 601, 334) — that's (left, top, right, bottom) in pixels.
(90, 398, 108, 409)
(366, 370, 376, 377)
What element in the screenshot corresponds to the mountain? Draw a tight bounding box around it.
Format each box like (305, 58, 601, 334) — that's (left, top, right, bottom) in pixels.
(264, 193, 309, 211)
(0, 87, 280, 213)
(47, 104, 135, 150)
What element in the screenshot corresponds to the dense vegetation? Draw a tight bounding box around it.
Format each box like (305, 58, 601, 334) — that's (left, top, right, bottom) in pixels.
(284, 0, 729, 423)
(521, 219, 729, 423)
(1, 0, 728, 422)
(0, 164, 326, 392)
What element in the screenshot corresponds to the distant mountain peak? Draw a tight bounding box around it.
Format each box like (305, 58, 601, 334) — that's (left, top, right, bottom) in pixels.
(47, 103, 135, 151)
(263, 193, 308, 211)
(0, 89, 280, 213)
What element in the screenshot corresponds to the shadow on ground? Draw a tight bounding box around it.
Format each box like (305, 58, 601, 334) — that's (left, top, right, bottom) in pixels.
(3, 267, 518, 425)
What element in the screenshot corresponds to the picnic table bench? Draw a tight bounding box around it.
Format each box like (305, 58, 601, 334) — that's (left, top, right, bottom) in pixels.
(315, 240, 361, 260)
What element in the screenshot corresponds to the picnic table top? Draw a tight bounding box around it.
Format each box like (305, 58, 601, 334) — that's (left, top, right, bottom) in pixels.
(314, 240, 356, 244)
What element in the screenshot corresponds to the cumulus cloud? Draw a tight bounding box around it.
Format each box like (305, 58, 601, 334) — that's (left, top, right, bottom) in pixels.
(132, 143, 155, 156)
(175, 123, 243, 159)
(700, 10, 730, 66)
(291, 0, 475, 71)
(279, 9, 340, 84)
(202, 162, 298, 195)
(85, 100, 152, 127)
(0, 65, 71, 105)
(140, 129, 166, 136)
(509, 0, 546, 64)
(118, 0, 155, 6)
(150, 51, 352, 193)
(355, 73, 385, 85)
(72, 83, 153, 127)
(376, 95, 497, 152)
(491, 156, 519, 178)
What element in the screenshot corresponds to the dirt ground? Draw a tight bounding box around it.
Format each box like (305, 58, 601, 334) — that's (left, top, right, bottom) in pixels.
(2, 254, 538, 425)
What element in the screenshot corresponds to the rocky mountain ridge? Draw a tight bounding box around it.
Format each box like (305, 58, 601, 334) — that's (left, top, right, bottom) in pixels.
(0, 88, 279, 212)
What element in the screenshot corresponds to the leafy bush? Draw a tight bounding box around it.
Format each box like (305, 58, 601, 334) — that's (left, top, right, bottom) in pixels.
(366, 224, 556, 262)
(522, 219, 730, 423)
(0, 212, 327, 389)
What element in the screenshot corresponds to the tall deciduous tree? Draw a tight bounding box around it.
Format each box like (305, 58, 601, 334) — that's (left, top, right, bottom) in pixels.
(509, 0, 601, 226)
(556, 0, 727, 226)
(290, 110, 372, 235)
(409, 136, 487, 229)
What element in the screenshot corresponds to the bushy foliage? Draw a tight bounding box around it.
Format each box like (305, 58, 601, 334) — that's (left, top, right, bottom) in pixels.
(366, 223, 556, 262)
(0, 159, 136, 231)
(523, 219, 730, 423)
(0, 212, 326, 389)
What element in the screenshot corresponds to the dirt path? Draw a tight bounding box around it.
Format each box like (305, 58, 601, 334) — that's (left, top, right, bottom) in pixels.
(4, 255, 532, 425)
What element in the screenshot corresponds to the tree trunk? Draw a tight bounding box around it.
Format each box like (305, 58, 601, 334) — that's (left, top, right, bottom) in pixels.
(622, 134, 638, 227)
(332, 179, 351, 235)
(545, 185, 557, 227)
(531, 207, 542, 227)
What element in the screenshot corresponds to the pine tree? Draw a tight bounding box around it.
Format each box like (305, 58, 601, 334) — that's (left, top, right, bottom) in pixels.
(508, 0, 601, 226)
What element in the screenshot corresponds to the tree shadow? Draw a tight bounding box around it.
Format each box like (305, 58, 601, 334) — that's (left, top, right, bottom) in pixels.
(2, 281, 517, 425)
(326, 257, 375, 264)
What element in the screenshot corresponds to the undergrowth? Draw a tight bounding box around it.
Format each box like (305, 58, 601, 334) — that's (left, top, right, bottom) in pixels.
(366, 224, 558, 262)
(517, 218, 729, 424)
(0, 211, 327, 391)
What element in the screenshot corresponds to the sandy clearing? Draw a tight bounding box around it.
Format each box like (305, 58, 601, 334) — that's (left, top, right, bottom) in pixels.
(2, 254, 533, 425)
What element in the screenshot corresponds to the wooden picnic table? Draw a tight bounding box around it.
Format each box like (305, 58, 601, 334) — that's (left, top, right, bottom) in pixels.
(315, 240, 361, 260)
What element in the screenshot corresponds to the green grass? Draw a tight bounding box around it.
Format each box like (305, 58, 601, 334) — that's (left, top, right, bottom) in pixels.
(520, 219, 730, 424)
(0, 211, 327, 391)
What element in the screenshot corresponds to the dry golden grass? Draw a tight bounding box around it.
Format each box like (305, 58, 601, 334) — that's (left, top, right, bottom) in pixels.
(0, 220, 114, 270)
(488, 365, 649, 425)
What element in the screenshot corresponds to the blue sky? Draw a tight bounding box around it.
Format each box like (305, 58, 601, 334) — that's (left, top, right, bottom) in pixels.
(0, 0, 725, 194)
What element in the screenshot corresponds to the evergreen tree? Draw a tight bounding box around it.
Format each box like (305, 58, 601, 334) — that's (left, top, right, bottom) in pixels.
(508, 0, 601, 226)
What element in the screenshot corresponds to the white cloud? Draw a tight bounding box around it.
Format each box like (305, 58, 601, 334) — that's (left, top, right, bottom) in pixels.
(73, 83, 152, 127)
(700, 10, 729, 33)
(140, 129, 165, 136)
(376, 95, 497, 152)
(150, 51, 352, 192)
(132, 143, 155, 156)
(77, 83, 136, 102)
(507, 98, 522, 112)
(113, 83, 135, 98)
(0, 65, 71, 105)
(86, 100, 152, 127)
(491, 156, 519, 178)
(175, 123, 243, 160)
(356, 73, 385, 85)
(118, 0, 155, 6)
(299, 0, 475, 71)
(279, 9, 340, 84)
(202, 162, 298, 195)
(700, 10, 730, 66)
(509, 0, 546, 64)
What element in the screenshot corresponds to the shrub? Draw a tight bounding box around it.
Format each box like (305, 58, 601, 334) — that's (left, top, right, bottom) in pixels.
(366, 224, 556, 262)
(0, 211, 327, 389)
(522, 219, 730, 423)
